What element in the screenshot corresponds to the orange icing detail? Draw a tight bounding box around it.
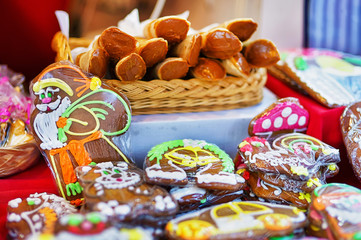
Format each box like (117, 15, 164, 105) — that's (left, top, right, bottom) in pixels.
(74, 78, 91, 97)
(313, 192, 360, 211)
(39, 207, 57, 234)
(56, 117, 68, 128)
(49, 131, 103, 184)
(257, 213, 292, 231)
(70, 198, 84, 206)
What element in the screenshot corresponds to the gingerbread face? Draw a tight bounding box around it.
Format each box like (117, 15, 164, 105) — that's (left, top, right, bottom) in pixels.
(165, 200, 306, 240)
(308, 183, 361, 239)
(238, 134, 340, 180)
(76, 161, 178, 224)
(29, 61, 132, 204)
(6, 193, 77, 240)
(144, 139, 245, 191)
(249, 97, 309, 141)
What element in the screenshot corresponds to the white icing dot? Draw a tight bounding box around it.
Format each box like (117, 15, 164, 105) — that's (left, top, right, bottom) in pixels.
(8, 198, 22, 208)
(274, 117, 283, 128)
(298, 116, 306, 126)
(282, 107, 292, 117)
(262, 119, 271, 129)
(287, 114, 298, 125)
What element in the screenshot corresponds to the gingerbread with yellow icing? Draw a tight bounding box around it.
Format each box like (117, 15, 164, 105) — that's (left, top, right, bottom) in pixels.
(29, 61, 132, 205)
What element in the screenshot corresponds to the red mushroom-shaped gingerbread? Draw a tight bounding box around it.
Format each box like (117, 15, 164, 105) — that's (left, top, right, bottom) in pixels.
(249, 97, 309, 140)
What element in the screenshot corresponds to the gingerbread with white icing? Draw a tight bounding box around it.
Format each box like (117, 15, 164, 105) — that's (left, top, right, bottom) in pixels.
(75, 161, 178, 227)
(165, 200, 306, 240)
(307, 183, 361, 239)
(340, 101, 361, 183)
(6, 192, 77, 240)
(29, 61, 132, 205)
(249, 97, 309, 141)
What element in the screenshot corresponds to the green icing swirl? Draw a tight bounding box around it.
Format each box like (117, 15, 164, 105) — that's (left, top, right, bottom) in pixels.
(147, 139, 234, 172)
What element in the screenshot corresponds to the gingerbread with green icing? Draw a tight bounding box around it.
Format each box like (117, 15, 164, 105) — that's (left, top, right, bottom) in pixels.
(29, 61, 132, 205)
(307, 183, 361, 240)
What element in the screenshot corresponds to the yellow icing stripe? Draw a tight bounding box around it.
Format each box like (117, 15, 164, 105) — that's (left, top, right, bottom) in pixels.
(33, 78, 73, 96)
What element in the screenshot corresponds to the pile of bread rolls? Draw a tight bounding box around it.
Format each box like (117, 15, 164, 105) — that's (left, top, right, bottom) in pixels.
(75, 16, 280, 81)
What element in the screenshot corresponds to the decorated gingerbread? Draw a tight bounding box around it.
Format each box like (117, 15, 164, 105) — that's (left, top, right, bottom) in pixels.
(29, 61, 132, 205)
(6, 193, 77, 240)
(76, 161, 178, 227)
(165, 200, 307, 240)
(307, 183, 361, 239)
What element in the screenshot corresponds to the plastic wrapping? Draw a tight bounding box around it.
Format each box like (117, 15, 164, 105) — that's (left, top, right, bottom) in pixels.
(236, 97, 340, 209)
(165, 200, 307, 240)
(6, 192, 77, 240)
(0, 66, 40, 177)
(75, 161, 178, 228)
(307, 183, 361, 239)
(143, 139, 247, 211)
(340, 101, 361, 183)
(29, 61, 133, 205)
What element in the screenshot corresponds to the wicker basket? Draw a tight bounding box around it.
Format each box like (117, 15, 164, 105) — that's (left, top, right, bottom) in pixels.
(51, 32, 267, 115)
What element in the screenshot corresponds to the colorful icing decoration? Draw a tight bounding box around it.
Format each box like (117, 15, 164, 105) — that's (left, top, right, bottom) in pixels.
(144, 139, 245, 191)
(165, 201, 306, 240)
(307, 183, 361, 239)
(75, 161, 178, 225)
(6, 193, 77, 240)
(249, 97, 309, 140)
(29, 61, 132, 204)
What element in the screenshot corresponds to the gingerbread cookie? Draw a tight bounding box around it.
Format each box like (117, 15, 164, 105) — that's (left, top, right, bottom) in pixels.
(307, 183, 361, 239)
(165, 200, 307, 240)
(75, 161, 178, 227)
(268, 48, 359, 108)
(238, 134, 340, 180)
(29, 61, 132, 205)
(33, 211, 154, 240)
(144, 139, 245, 191)
(248, 97, 309, 141)
(6, 192, 77, 240)
(340, 101, 361, 182)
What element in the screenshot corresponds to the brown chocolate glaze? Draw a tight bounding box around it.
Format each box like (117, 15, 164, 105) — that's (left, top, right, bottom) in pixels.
(153, 57, 189, 80)
(136, 38, 168, 67)
(171, 34, 202, 67)
(223, 18, 258, 41)
(115, 53, 146, 81)
(243, 39, 280, 67)
(77, 48, 109, 78)
(190, 57, 226, 80)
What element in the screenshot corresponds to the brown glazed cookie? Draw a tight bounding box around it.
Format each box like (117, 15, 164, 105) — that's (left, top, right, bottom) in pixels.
(237, 133, 340, 180)
(144, 139, 246, 191)
(340, 101, 361, 182)
(29, 61, 132, 205)
(307, 183, 361, 239)
(165, 200, 306, 240)
(76, 161, 178, 226)
(6, 193, 77, 240)
(248, 97, 309, 141)
(35, 211, 154, 240)
(247, 171, 310, 209)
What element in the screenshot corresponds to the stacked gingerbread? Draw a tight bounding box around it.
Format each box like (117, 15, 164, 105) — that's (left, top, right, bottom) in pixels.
(236, 98, 341, 209)
(72, 15, 280, 82)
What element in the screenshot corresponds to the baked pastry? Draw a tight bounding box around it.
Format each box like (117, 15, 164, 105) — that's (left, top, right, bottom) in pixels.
(6, 192, 77, 240)
(0, 119, 40, 177)
(170, 33, 202, 67)
(307, 183, 361, 239)
(190, 57, 226, 80)
(200, 28, 242, 59)
(76, 161, 178, 227)
(136, 37, 168, 67)
(243, 39, 280, 67)
(218, 18, 258, 41)
(267, 48, 360, 108)
(152, 57, 189, 80)
(29, 61, 132, 205)
(165, 200, 307, 240)
(143, 16, 190, 44)
(114, 53, 146, 81)
(221, 52, 251, 78)
(340, 101, 361, 182)
(75, 47, 109, 78)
